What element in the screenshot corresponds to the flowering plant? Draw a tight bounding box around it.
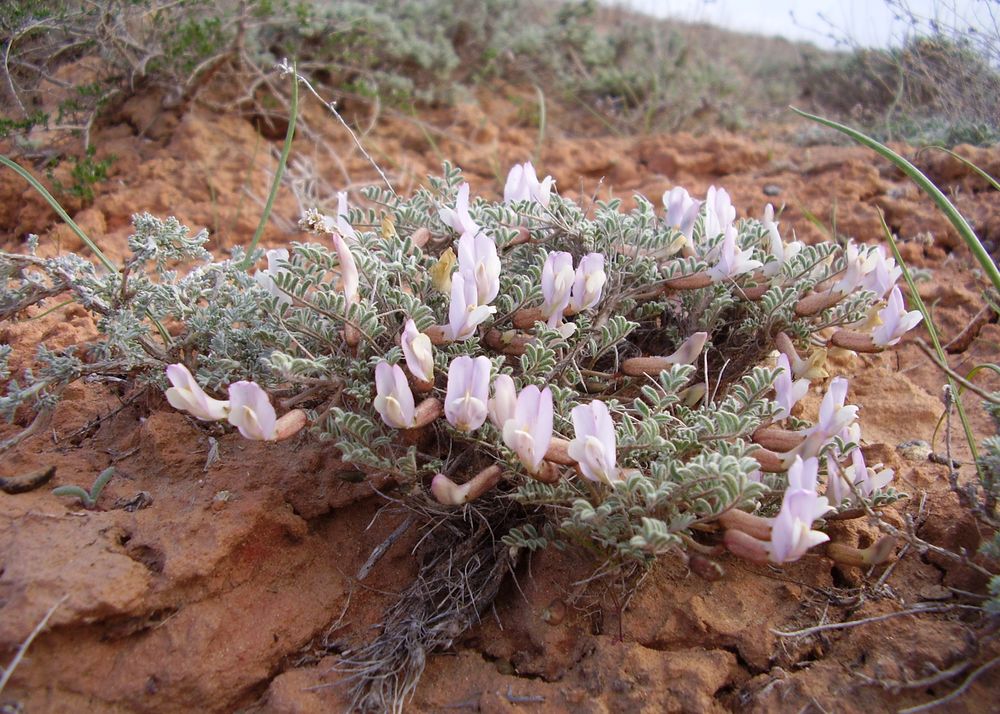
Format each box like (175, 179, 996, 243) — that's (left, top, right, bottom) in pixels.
(0, 158, 919, 710)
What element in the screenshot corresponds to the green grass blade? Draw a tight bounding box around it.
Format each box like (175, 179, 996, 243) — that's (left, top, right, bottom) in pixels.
(791, 108, 1000, 296)
(878, 211, 980, 468)
(239, 65, 299, 270)
(0, 155, 117, 274)
(918, 146, 1000, 193)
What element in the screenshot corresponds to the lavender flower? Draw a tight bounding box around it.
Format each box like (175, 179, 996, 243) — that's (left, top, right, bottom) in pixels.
(501, 385, 554, 474)
(165, 363, 229, 421)
(707, 225, 762, 283)
(401, 319, 434, 382)
(662, 187, 701, 238)
(767, 456, 832, 564)
(504, 161, 554, 207)
(373, 362, 416, 429)
(227, 381, 278, 440)
(568, 253, 606, 314)
(773, 353, 809, 420)
(811, 377, 857, 443)
(568, 401, 619, 483)
(872, 286, 923, 346)
(858, 246, 901, 298)
(445, 355, 491, 432)
(439, 183, 481, 236)
(447, 270, 496, 340)
(457, 231, 501, 305)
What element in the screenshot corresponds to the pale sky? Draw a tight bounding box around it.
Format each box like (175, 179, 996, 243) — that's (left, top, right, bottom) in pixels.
(611, 0, 998, 50)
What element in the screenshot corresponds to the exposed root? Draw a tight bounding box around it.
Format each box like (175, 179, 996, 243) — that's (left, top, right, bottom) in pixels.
(321, 493, 528, 713)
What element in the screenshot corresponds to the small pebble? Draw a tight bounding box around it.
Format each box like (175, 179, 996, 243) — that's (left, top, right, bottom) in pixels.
(763, 184, 781, 196)
(896, 439, 932, 461)
(211, 490, 234, 511)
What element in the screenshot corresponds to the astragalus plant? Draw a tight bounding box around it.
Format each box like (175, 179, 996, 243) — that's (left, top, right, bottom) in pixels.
(1, 157, 916, 710)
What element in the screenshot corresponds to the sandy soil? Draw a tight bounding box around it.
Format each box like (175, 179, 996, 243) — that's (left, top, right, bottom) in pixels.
(0, 75, 998, 713)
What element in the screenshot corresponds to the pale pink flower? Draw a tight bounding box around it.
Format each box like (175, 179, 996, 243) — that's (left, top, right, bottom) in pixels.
(227, 381, 278, 440)
(439, 183, 481, 236)
(332, 233, 359, 305)
(504, 161, 554, 207)
(447, 270, 496, 340)
(568, 401, 619, 483)
(401, 319, 434, 382)
(165, 363, 230, 421)
(373, 362, 416, 429)
(444, 356, 491, 432)
(457, 231, 501, 305)
(664, 332, 708, 365)
(872, 286, 923, 346)
(501, 385, 554, 474)
(568, 253, 606, 313)
(541, 251, 575, 327)
(488, 374, 518, 428)
(662, 187, 701, 238)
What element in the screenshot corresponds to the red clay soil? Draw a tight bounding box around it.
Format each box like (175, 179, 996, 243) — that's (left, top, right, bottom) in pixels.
(1, 75, 999, 713)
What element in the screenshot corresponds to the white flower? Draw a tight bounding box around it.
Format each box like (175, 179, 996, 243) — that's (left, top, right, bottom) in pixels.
(541, 251, 575, 327)
(872, 286, 923, 346)
(227, 381, 278, 440)
(335, 191, 358, 242)
(447, 270, 496, 341)
(703, 185, 736, 245)
(761, 204, 802, 278)
(253, 248, 291, 307)
(439, 183, 481, 236)
(165, 364, 229, 421)
(504, 161, 554, 207)
(488, 374, 518, 428)
(457, 231, 501, 305)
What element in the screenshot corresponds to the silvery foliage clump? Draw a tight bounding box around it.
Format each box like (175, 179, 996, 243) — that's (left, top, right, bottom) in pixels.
(0, 161, 907, 570)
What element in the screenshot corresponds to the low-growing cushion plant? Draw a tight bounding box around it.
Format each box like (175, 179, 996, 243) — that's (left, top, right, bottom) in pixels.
(2, 149, 926, 709)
